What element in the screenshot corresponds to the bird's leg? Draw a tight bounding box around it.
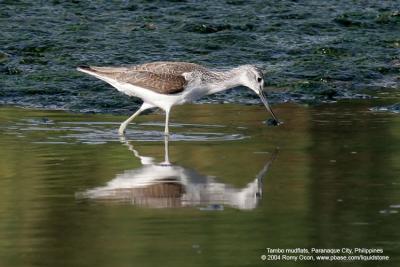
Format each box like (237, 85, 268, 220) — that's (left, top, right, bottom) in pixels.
(118, 105, 147, 136)
(164, 109, 170, 136)
(160, 135, 171, 166)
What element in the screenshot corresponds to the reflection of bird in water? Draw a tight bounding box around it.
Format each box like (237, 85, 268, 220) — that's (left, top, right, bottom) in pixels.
(77, 62, 280, 136)
(78, 137, 278, 210)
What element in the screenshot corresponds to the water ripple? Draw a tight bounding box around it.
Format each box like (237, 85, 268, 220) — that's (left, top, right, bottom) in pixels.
(3, 118, 246, 144)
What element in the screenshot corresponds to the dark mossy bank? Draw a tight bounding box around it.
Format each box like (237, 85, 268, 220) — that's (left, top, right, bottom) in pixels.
(1, 0, 399, 114)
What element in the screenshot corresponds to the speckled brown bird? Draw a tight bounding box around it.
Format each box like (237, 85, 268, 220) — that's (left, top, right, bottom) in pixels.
(77, 61, 279, 135)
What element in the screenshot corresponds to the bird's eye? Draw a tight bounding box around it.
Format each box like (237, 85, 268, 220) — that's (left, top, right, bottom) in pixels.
(257, 77, 262, 83)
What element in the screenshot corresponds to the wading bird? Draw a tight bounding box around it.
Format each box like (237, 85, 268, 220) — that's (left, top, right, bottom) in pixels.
(77, 62, 280, 136)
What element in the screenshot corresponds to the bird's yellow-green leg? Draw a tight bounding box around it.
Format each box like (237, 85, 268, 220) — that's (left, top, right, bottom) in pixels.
(119, 103, 152, 136)
(164, 109, 170, 136)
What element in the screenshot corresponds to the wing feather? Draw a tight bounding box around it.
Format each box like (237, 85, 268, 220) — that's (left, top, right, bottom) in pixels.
(79, 61, 206, 94)
(119, 71, 187, 94)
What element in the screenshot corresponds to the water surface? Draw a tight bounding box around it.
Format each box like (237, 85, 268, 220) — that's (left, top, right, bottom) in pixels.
(0, 102, 399, 266)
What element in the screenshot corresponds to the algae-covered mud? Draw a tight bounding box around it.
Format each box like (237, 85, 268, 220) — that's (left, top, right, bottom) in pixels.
(0, 102, 400, 267)
(1, 0, 399, 113)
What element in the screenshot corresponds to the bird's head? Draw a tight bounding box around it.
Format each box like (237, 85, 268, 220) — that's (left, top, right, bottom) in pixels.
(238, 65, 280, 125)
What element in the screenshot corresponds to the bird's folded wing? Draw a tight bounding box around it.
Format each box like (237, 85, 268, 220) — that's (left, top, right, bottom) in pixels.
(82, 61, 207, 94)
(117, 71, 187, 94)
(126, 61, 207, 76)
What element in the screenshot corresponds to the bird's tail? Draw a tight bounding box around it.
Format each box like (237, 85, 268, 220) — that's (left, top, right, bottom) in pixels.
(76, 65, 127, 93)
(76, 65, 112, 81)
(76, 65, 119, 88)
(77, 65, 95, 74)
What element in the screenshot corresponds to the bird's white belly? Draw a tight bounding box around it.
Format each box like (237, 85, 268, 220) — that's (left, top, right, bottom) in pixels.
(112, 80, 210, 110)
(114, 82, 200, 111)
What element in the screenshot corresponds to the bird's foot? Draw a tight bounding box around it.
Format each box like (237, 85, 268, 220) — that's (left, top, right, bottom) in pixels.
(118, 128, 126, 136)
(118, 123, 128, 136)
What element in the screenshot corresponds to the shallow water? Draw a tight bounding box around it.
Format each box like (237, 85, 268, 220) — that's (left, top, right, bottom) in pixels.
(0, 102, 400, 267)
(1, 0, 399, 112)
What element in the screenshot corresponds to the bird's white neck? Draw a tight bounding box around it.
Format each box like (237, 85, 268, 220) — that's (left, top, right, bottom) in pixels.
(206, 68, 243, 95)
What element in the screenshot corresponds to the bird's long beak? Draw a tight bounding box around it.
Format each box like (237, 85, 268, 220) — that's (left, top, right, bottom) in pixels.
(258, 87, 280, 123)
